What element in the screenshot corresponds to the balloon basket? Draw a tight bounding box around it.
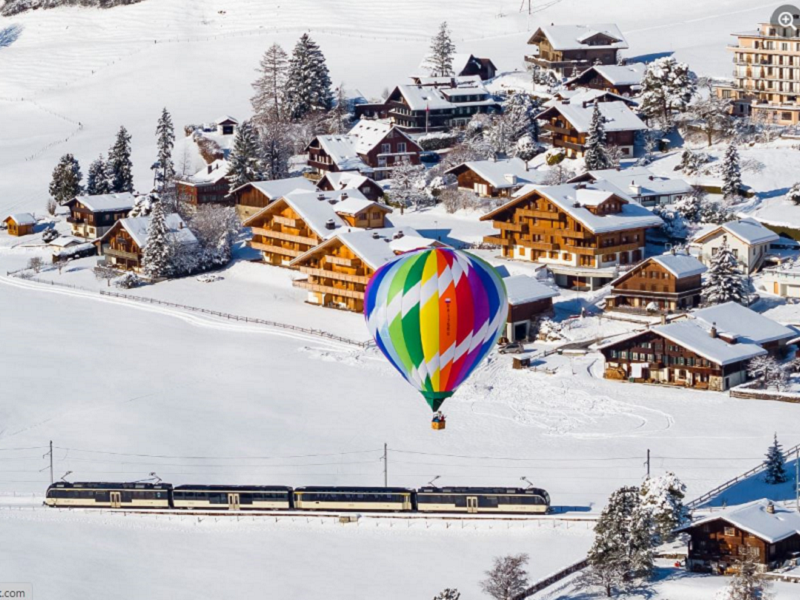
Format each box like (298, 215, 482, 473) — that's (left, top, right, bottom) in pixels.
(431, 420, 446, 431)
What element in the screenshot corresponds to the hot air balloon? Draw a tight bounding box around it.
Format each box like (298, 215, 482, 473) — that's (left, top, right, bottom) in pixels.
(364, 247, 508, 428)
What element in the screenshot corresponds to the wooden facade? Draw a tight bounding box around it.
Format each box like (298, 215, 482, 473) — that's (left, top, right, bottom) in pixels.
(3, 215, 34, 237)
(97, 222, 144, 272)
(605, 259, 703, 313)
(526, 30, 622, 76)
(316, 175, 384, 201)
(539, 110, 637, 159)
(66, 199, 132, 240)
(244, 201, 326, 267)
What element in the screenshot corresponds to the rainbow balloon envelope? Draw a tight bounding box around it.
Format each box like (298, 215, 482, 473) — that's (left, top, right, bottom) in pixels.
(364, 247, 508, 413)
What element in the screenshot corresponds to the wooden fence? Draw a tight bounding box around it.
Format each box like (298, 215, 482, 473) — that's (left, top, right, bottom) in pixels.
(512, 559, 589, 600)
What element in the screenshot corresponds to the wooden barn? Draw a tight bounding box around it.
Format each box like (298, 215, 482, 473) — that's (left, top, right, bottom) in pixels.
(230, 177, 317, 220)
(175, 160, 232, 206)
(66, 193, 136, 240)
(680, 499, 800, 574)
(3, 213, 36, 237)
(503, 275, 559, 342)
(215, 116, 238, 136)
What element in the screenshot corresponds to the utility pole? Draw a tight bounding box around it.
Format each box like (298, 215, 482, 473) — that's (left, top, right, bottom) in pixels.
(43, 441, 54, 484)
(383, 443, 388, 488)
(646, 449, 651, 479)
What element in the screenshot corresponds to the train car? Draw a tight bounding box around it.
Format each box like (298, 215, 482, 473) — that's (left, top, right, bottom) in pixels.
(293, 486, 413, 512)
(172, 485, 292, 511)
(45, 481, 172, 509)
(415, 486, 550, 514)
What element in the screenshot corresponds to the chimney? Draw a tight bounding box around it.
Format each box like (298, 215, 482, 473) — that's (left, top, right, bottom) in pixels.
(318, 193, 326, 201)
(325, 219, 336, 230)
(341, 192, 348, 200)
(660, 314, 667, 325)
(766, 502, 775, 514)
(710, 322, 718, 339)
(372, 231, 381, 239)
(393, 231, 405, 239)
(207, 165, 213, 174)
(629, 181, 642, 196)
(504, 174, 518, 185)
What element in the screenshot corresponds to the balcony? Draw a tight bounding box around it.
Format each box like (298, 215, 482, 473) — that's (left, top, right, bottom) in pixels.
(104, 247, 139, 261)
(518, 208, 558, 219)
(293, 279, 364, 300)
(542, 123, 580, 137)
(298, 267, 370, 284)
(326, 255, 361, 267)
(483, 235, 509, 246)
(248, 241, 302, 257)
(493, 221, 524, 233)
(272, 215, 298, 228)
(251, 227, 317, 246)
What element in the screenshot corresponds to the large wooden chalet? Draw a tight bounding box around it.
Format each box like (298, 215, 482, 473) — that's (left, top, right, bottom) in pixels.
(680, 499, 800, 574)
(480, 181, 663, 289)
(175, 160, 232, 206)
(605, 252, 706, 314)
(66, 193, 136, 239)
(383, 84, 501, 131)
(692, 302, 796, 357)
(306, 120, 422, 181)
(598, 320, 767, 391)
(287, 227, 439, 312)
(526, 24, 629, 76)
(564, 63, 646, 95)
(230, 177, 317, 220)
(242, 190, 392, 267)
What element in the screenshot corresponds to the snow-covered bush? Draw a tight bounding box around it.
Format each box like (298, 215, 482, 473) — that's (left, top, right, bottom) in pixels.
(676, 149, 709, 176)
(787, 183, 800, 205)
(417, 131, 460, 151)
(715, 559, 771, 600)
(653, 206, 688, 240)
(114, 272, 141, 289)
(537, 317, 565, 342)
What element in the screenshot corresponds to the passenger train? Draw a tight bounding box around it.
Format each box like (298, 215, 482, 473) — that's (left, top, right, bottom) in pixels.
(45, 482, 551, 514)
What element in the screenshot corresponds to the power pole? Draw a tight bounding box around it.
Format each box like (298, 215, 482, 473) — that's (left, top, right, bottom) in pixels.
(383, 443, 388, 488)
(646, 449, 651, 479)
(43, 441, 53, 484)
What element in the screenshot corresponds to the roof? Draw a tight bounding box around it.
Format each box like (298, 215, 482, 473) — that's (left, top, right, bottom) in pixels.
(503, 275, 559, 305)
(483, 181, 663, 235)
(681, 499, 800, 544)
(446, 157, 543, 189)
(107, 213, 198, 249)
(230, 176, 317, 198)
(537, 100, 647, 133)
(569, 166, 693, 198)
(215, 116, 239, 125)
(547, 88, 638, 108)
(314, 135, 368, 172)
(692, 302, 795, 346)
(651, 253, 707, 278)
(567, 63, 646, 87)
(318, 172, 380, 192)
(73, 192, 136, 212)
(694, 218, 780, 246)
(652, 321, 767, 366)
(391, 83, 496, 111)
(413, 75, 483, 86)
(182, 159, 229, 185)
(348, 119, 416, 155)
(530, 24, 628, 51)
(47, 235, 83, 248)
(5, 213, 36, 226)
(333, 196, 392, 216)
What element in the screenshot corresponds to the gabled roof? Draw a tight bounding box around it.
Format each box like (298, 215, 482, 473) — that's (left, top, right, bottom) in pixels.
(568, 166, 693, 199)
(446, 157, 543, 189)
(72, 193, 136, 212)
(390, 83, 496, 111)
(693, 218, 780, 246)
(318, 172, 381, 193)
(99, 213, 198, 249)
(653, 321, 767, 365)
(547, 88, 638, 108)
(181, 159, 229, 185)
(314, 135, 368, 172)
(482, 181, 663, 235)
(348, 119, 418, 155)
(680, 499, 800, 544)
(230, 176, 317, 198)
(651, 253, 707, 278)
(4, 213, 36, 226)
(215, 116, 239, 125)
(537, 100, 647, 133)
(566, 63, 646, 87)
(528, 24, 628, 51)
(503, 275, 559, 306)
(334, 196, 392, 216)
(692, 302, 795, 346)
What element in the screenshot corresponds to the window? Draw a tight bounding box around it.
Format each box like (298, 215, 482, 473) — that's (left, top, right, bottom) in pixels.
(724, 527, 736, 537)
(380, 143, 390, 154)
(397, 142, 407, 153)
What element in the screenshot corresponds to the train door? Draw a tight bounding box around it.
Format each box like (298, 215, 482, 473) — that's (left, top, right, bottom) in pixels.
(110, 492, 122, 508)
(228, 493, 240, 511)
(466, 496, 478, 514)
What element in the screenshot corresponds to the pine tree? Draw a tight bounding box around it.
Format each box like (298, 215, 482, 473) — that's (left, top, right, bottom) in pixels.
(107, 126, 134, 193)
(764, 433, 788, 485)
(584, 103, 613, 171)
(251, 42, 289, 124)
(701, 237, 749, 305)
(48, 153, 83, 205)
(257, 118, 291, 181)
(142, 200, 173, 279)
(640, 473, 689, 544)
(640, 57, 696, 129)
(722, 142, 743, 202)
(427, 21, 456, 77)
(284, 34, 334, 121)
(433, 589, 460, 600)
(480, 554, 529, 600)
(86, 155, 110, 196)
(325, 83, 353, 135)
(391, 157, 426, 209)
(716, 559, 772, 600)
(153, 108, 176, 191)
(227, 121, 262, 193)
(503, 93, 540, 143)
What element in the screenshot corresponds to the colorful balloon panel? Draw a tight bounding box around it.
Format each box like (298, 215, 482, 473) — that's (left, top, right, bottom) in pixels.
(364, 248, 508, 412)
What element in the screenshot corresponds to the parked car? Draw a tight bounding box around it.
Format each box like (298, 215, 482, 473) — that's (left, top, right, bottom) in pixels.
(419, 151, 441, 164)
(498, 342, 525, 354)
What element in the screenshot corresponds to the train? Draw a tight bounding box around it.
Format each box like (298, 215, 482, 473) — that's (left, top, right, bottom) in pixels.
(45, 481, 551, 514)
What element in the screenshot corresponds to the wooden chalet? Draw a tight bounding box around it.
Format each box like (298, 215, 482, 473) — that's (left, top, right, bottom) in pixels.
(383, 84, 501, 131)
(564, 63, 645, 95)
(525, 24, 628, 76)
(446, 157, 542, 198)
(175, 160, 232, 206)
(692, 302, 796, 358)
(568, 166, 694, 208)
(503, 275, 559, 342)
(598, 320, 767, 391)
(230, 177, 317, 220)
(316, 172, 384, 201)
(605, 251, 706, 314)
(3, 213, 35, 237)
(66, 193, 136, 240)
(480, 181, 663, 290)
(680, 499, 800, 573)
(538, 100, 646, 159)
(94, 213, 198, 273)
(288, 227, 439, 312)
(242, 189, 391, 267)
(305, 120, 422, 181)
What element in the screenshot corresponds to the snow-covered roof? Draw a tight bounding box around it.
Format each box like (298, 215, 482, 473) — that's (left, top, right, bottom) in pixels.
(447, 157, 543, 189)
(215, 116, 239, 125)
(5, 213, 36, 226)
(570, 166, 693, 199)
(681, 499, 800, 544)
(47, 235, 83, 248)
(693, 218, 779, 246)
(392, 84, 495, 111)
(182, 159, 229, 185)
(538, 100, 647, 133)
(488, 181, 663, 235)
(652, 321, 767, 366)
(319, 172, 379, 192)
(531, 24, 628, 51)
(692, 302, 795, 346)
(547, 88, 637, 108)
(110, 213, 198, 249)
(230, 177, 317, 198)
(503, 275, 559, 305)
(567, 63, 645, 87)
(413, 75, 483, 87)
(315, 135, 368, 172)
(651, 252, 707, 278)
(348, 119, 415, 155)
(334, 196, 391, 216)
(73, 192, 136, 212)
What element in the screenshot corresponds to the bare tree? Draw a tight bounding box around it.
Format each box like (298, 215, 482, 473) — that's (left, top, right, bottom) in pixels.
(480, 554, 530, 600)
(27, 257, 44, 273)
(46, 197, 58, 216)
(716, 559, 773, 600)
(93, 263, 118, 287)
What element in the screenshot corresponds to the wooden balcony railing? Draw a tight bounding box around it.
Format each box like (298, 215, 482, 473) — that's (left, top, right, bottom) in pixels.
(251, 227, 317, 246)
(298, 267, 370, 284)
(248, 241, 302, 257)
(293, 280, 364, 300)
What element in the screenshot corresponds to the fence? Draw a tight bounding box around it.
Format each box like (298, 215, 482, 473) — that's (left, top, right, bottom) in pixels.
(729, 381, 800, 404)
(512, 559, 589, 600)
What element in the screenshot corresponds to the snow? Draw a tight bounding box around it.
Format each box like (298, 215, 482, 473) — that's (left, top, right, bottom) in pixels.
(694, 218, 781, 246)
(567, 63, 646, 87)
(448, 157, 543, 189)
(314, 134, 370, 172)
(319, 171, 379, 193)
(652, 320, 767, 366)
(572, 166, 693, 200)
(651, 252, 707, 278)
(546, 88, 637, 108)
(533, 24, 629, 51)
(332, 195, 389, 216)
(106, 213, 198, 249)
(391, 83, 495, 112)
(231, 176, 316, 199)
(72, 192, 136, 212)
(181, 158, 228, 184)
(539, 101, 647, 134)
(503, 274, 559, 305)
(681, 499, 800, 543)
(691, 302, 796, 346)
(4, 212, 36, 226)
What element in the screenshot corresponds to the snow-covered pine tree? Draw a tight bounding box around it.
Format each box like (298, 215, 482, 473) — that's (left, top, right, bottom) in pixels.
(153, 108, 176, 192)
(514, 134, 540, 166)
(48, 153, 83, 205)
(764, 433, 788, 485)
(432, 589, 460, 600)
(226, 121, 263, 193)
(701, 237, 749, 305)
(142, 200, 173, 279)
(640, 473, 689, 544)
(284, 34, 334, 121)
(251, 42, 289, 124)
(257, 118, 292, 181)
(721, 142, 743, 202)
(584, 103, 613, 171)
(640, 57, 696, 129)
(480, 554, 529, 600)
(427, 21, 456, 77)
(391, 157, 426, 210)
(86, 155, 110, 196)
(715, 559, 772, 600)
(673, 190, 702, 223)
(503, 93, 540, 143)
(486, 115, 513, 158)
(107, 126, 134, 193)
(788, 183, 800, 205)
